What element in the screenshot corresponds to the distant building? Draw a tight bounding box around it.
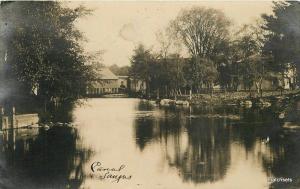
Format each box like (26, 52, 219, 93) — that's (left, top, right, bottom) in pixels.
(117, 76, 129, 93)
(262, 63, 297, 90)
(281, 63, 297, 89)
(86, 67, 119, 95)
(128, 78, 146, 93)
(236, 63, 297, 91)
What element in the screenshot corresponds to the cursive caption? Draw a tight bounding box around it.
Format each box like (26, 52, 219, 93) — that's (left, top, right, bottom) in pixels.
(89, 162, 132, 183)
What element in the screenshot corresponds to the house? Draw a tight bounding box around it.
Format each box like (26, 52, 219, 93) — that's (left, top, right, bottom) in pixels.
(236, 63, 297, 91)
(281, 63, 297, 89)
(86, 67, 119, 95)
(128, 78, 146, 93)
(261, 63, 297, 90)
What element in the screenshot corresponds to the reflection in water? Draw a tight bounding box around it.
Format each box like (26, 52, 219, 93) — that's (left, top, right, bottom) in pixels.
(0, 98, 300, 189)
(0, 127, 92, 189)
(262, 103, 300, 189)
(266, 131, 300, 189)
(134, 103, 299, 188)
(135, 107, 231, 183)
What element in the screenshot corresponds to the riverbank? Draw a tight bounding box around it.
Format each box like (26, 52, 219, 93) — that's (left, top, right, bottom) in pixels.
(189, 90, 300, 105)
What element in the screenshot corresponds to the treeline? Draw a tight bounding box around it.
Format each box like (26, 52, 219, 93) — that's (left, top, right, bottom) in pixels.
(129, 1, 300, 98)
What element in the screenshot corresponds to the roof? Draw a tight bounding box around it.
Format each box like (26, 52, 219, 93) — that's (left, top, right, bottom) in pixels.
(98, 67, 118, 80)
(118, 76, 129, 79)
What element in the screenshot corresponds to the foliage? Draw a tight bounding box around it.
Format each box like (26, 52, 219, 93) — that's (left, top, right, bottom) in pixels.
(129, 44, 187, 97)
(3, 2, 96, 105)
(169, 6, 231, 61)
(129, 44, 153, 92)
(262, 1, 300, 74)
(109, 64, 130, 76)
(187, 57, 218, 91)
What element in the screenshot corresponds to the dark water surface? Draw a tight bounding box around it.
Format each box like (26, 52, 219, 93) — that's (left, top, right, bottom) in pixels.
(1, 98, 300, 189)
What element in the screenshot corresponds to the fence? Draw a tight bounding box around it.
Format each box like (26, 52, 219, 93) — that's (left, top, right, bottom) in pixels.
(0, 107, 39, 130)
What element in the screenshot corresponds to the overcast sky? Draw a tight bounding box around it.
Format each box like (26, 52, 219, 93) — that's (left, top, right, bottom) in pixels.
(67, 1, 274, 67)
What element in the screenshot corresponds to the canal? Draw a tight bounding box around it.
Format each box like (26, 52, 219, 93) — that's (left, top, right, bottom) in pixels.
(0, 98, 300, 189)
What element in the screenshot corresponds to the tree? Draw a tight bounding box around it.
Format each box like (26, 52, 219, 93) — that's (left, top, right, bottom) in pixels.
(168, 6, 231, 93)
(262, 1, 300, 84)
(109, 64, 130, 76)
(229, 23, 269, 95)
(129, 44, 154, 96)
(2, 2, 96, 108)
(169, 6, 231, 60)
(186, 56, 218, 93)
(155, 29, 186, 97)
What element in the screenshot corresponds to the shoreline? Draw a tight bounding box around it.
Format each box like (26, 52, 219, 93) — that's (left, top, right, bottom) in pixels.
(190, 90, 300, 106)
(137, 89, 300, 107)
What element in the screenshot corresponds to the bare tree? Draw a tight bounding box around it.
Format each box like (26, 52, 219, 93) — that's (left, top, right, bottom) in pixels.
(169, 6, 231, 59)
(155, 30, 172, 59)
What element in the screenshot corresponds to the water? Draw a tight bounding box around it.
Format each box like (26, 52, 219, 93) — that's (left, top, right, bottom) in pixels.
(0, 98, 300, 189)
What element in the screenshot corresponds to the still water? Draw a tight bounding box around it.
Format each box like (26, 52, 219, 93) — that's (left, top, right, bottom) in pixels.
(0, 98, 300, 189)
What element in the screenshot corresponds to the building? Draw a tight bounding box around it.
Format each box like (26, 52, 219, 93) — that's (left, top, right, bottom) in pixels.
(128, 78, 146, 93)
(86, 68, 119, 95)
(259, 63, 297, 90)
(236, 63, 297, 91)
(117, 76, 129, 93)
(281, 63, 297, 89)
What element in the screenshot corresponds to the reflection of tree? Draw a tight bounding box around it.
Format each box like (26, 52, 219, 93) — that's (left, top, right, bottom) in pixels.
(260, 103, 300, 189)
(135, 118, 155, 150)
(230, 107, 282, 152)
(232, 101, 300, 189)
(0, 127, 93, 189)
(179, 118, 231, 183)
(39, 102, 75, 123)
(260, 130, 300, 189)
(134, 105, 231, 184)
(133, 98, 300, 188)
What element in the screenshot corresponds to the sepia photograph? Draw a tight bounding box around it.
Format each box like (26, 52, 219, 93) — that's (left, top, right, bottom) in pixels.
(0, 0, 300, 189)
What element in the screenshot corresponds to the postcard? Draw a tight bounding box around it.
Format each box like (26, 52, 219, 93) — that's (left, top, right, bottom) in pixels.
(0, 1, 299, 189)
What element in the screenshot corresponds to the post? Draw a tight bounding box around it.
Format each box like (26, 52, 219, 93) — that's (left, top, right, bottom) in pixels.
(0, 106, 3, 130)
(189, 89, 192, 101)
(11, 106, 15, 129)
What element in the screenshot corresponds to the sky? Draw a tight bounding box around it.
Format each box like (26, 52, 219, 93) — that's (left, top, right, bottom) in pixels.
(67, 1, 274, 67)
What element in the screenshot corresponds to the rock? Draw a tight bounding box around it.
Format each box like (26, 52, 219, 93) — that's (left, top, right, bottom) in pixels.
(278, 112, 285, 119)
(175, 100, 189, 106)
(149, 100, 157, 105)
(283, 122, 300, 129)
(160, 99, 172, 106)
(256, 100, 271, 108)
(240, 100, 252, 107)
